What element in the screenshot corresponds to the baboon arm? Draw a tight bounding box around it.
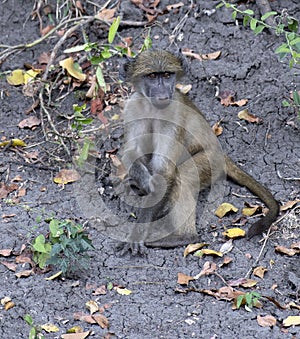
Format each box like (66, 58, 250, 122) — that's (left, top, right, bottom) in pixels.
(225, 155, 280, 237)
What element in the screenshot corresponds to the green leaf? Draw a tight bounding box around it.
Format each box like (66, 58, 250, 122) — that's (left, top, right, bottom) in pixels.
(254, 25, 265, 35)
(243, 15, 250, 27)
(293, 91, 300, 106)
(32, 234, 47, 253)
(243, 9, 254, 15)
(245, 293, 253, 307)
(288, 18, 299, 33)
(236, 295, 244, 309)
(29, 327, 36, 339)
(232, 11, 237, 21)
(261, 11, 277, 21)
(77, 139, 92, 167)
(108, 16, 120, 44)
(250, 18, 257, 31)
(64, 44, 88, 53)
(216, 2, 224, 9)
(49, 219, 61, 238)
(96, 65, 106, 92)
(24, 314, 33, 326)
(282, 100, 290, 107)
(275, 43, 290, 54)
(290, 37, 300, 46)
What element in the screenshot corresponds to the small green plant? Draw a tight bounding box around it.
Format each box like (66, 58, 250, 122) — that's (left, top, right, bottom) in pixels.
(236, 291, 262, 311)
(24, 314, 45, 339)
(282, 90, 300, 118)
(31, 219, 94, 275)
(217, 1, 300, 68)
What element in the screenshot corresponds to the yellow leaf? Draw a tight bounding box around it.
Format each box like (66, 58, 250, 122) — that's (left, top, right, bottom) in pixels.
(115, 287, 132, 295)
(183, 243, 207, 257)
(283, 315, 300, 327)
(223, 228, 246, 238)
(200, 248, 223, 257)
(215, 203, 238, 218)
(242, 206, 259, 216)
(6, 69, 24, 85)
(23, 69, 42, 85)
(4, 301, 15, 310)
(238, 109, 261, 123)
(67, 326, 84, 333)
(59, 57, 86, 81)
(111, 114, 120, 120)
(41, 323, 60, 333)
(45, 271, 62, 280)
(85, 300, 99, 315)
(53, 169, 80, 185)
(0, 139, 26, 147)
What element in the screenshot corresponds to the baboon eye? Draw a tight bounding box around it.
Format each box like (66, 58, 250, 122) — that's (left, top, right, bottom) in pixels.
(147, 73, 157, 79)
(163, 72, 171, 78)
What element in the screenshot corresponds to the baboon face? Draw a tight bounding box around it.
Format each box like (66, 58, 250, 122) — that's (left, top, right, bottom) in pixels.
(138, 71, 177, 109)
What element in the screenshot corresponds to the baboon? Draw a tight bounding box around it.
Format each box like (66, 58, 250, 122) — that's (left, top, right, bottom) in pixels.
(118, 49, 279, 254)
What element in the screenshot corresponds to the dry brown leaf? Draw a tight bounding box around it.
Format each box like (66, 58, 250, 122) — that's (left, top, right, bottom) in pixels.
(92, 314, 109, 329)
(17, 187, 26, 197)
(283, 316, 300, 327)
(220, 256, 233, 267)
(97, 8, 116, 21)
(240, 279, 257, 288)
(86, 300, 99, 315)
(38, 52, 51, 64)
(194, 261, 217, 279)
(238, 109, 261, 123)
(212, 121, 223, 136)
(182, 49, 221, 61)
(177, 272, 194, 285)
(280, 199, 300, 211)
(41, 25, 55, 36)
(0, 260, 17, 271)
(15, 269, 33, 278)
(53, 169, 80, 185)
(253, 266, 268, 279)
(0, 249, 12, 257)
(18, 116, 41, 129)
(61, 331, 90, 339)
(183, 243, 207, 257)
(92, 285, 107, 296)
(275, 245, 300, 256)
(41, 323, 60, 333)
(257, 315, 277, 327)
(73, 312, 97, 324)
(215, 203, 238, 218)
(223, 228, 246, 239)
(110, 155, 126, 180)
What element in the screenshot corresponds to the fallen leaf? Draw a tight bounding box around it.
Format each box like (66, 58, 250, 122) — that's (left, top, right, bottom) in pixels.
(215, 203, 238, 218)
(59, 57, 86, 82)
(23, 69, 42, 84)
(182, 49, 221, 61)
(212, 121, 223, 136)
(4, 301, 15, 310)
(176, 83, 192, 94)
(218, 89, 235, 106)
(1, 297, 11, 305)
(73, 312, 96, 324)
(0, 249, 12, 257)
(67, 326, 84, 333)
(53, 169, 80, 185)
(15, 269, 33, 278)
(283, 315, 300, 327)
(253, 266, 268, 279)
(183, 243, 207, 257)
(86, 300, 99, 315)
(110, 155, 126, 180)
(18, 116, 41, 129)
(177, 272, 194, 285)
(6, 69, 25, 86)
(92, 314, 109, 329)
(219, 239, 233, 254)
(91, 98, 107, 124)
(275, 245, 300, 256)
(242, 204, 261, 216)
(0, 139, 26, 148)
(280, 199, 300, 211)
(219, 256, 233, 267)
(257, 314, 277, 327)
(17, 187, 26, 197)
(92, 285, 107, 295)
(41, 323, 60, 333)
(97, 8, 116, 21)
(61, 331, 90, 339)
(240, 279, 257, 288)
(223, 228, 246, 239)
(0, 261, 17, 271)
(194, 261, 217, 279)
(238, 109, 261, 123)
(115, 287, 132, 295)
(291, 242, 300, 250)
(197, 249, 223, 257)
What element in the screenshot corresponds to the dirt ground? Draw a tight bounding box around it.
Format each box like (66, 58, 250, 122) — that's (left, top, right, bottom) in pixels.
(0, 0, 300, 338)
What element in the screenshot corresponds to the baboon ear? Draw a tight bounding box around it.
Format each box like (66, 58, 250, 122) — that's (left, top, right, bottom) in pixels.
(175, 48, 188, 74)
(119, 56, 134, 81)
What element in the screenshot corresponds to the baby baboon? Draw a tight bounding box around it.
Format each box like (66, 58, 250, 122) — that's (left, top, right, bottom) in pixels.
(118, 49, 279, 254)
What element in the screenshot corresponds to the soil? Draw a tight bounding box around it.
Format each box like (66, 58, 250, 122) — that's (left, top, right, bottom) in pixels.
(0, 0, 299, 338)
